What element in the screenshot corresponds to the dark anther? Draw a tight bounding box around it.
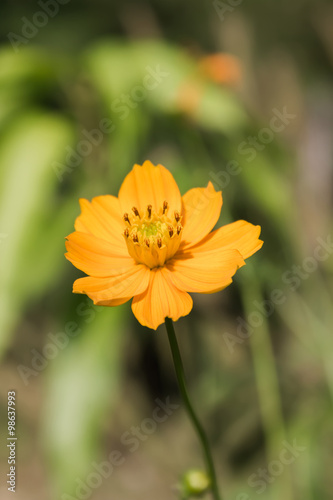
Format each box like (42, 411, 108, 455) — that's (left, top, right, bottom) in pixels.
(163, 201, 168, 214)
(123, 213, 131, 225)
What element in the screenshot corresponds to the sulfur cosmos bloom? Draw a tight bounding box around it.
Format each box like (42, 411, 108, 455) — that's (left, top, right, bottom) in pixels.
(65, 161, 263, 329)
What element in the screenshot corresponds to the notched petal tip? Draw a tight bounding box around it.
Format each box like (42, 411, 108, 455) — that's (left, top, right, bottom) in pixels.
(118, 160, 182, 215)
(72, 281, 86, 294)
(140, 159, 155, 168)
(206, 180, 220, 193)
(78, 197, 89, 210)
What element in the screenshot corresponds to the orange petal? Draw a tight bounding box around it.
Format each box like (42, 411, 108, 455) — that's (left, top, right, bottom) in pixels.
(190, 220, 263, 259)
(118, 160, 182, 215)
(74, 195, 126, 252)
(167, 249, 245, 294)
(131, 267, 193, 330)
(73, 264, 150, 302)
(181, 182, 222, 248)
(65, 232, 134, 277)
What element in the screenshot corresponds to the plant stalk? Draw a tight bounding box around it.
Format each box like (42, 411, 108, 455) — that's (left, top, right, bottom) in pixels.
(165, 317, 222, 500)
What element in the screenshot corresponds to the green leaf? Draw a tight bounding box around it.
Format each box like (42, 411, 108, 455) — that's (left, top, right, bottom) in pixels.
(41, 306, 126, 498)
(0, 111, 75, 357)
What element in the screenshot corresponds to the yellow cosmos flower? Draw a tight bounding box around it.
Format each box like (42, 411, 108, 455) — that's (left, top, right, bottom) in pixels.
(65, 161, 263, 329)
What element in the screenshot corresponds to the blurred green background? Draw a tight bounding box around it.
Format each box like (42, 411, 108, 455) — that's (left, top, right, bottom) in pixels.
(0, 0, 333, 499)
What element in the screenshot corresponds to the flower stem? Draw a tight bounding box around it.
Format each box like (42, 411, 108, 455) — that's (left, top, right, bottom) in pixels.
(164, 317, 222, 500)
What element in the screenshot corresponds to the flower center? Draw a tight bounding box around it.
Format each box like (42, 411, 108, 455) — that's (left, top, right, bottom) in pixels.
(123, 201, 183, 269)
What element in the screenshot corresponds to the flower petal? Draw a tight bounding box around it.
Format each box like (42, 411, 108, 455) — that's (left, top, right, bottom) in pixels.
(65, 232, 134, 277)
(181, 182, 222, 248)
(190, 220, 263, 259)
(73, 264, 150, 302)
(74, 195, 126, 252)
(167, 249, 245, 294)
(131, 267, 193, 330)
(118, 160, 182, 215)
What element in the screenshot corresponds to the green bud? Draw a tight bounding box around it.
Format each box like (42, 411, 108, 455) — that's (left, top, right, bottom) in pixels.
(181, 469, 211, 497)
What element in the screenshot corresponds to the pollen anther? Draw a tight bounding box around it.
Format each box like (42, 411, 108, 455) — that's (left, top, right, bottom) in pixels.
(132, 206, 140, 217)
(163, 201, 168, 214)
(123, 213, 131, 225)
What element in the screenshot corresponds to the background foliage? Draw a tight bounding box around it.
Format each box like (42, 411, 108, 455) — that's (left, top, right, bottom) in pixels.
(0, 0, 333, 499)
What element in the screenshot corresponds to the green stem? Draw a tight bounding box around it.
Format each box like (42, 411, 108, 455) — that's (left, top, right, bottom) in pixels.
(165, 317, 222, 500)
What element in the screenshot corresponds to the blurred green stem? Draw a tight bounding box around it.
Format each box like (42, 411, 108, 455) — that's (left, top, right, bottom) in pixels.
(241, 274, 294, 500)
(165, 317, 222, 500)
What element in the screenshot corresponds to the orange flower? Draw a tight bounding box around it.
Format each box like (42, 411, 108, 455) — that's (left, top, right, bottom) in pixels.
(65, 161, 263, 329)
(198, 53, 242, 86)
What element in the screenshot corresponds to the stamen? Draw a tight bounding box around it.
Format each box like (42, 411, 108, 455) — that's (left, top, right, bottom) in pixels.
(123, 213, 131, 225)
(163, 201, 168, 214)
(123, 201, 183, 269)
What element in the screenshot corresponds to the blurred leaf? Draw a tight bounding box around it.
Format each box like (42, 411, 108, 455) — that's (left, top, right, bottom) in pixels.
(83, 40, 193, 106)
(0, 111, 75, 358)
(0, 46, 56, 89)
(235, 151, 296, 235)
(191, 84, 248, 135)
(84, 39, 243, 127)
(0, 47, 61, 128)
(41, 306, 126, 499)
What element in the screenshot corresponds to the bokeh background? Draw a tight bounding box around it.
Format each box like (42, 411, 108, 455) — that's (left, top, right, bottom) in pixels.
(0, 0, 333, 499)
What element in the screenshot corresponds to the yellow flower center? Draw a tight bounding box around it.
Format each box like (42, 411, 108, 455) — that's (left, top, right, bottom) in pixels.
(123, 201, 183, 269)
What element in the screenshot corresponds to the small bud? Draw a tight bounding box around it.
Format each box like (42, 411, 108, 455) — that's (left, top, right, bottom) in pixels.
(124, 228, 129, 237)
(123, 213, 131, 225)
(181, 470, 211, 498)
(147, 204, 152, 218)
(163, 201, 168, 214)
(174, 211, 181, 223)
(168, 226, 174, 237)
(177, 225, 182, 235)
